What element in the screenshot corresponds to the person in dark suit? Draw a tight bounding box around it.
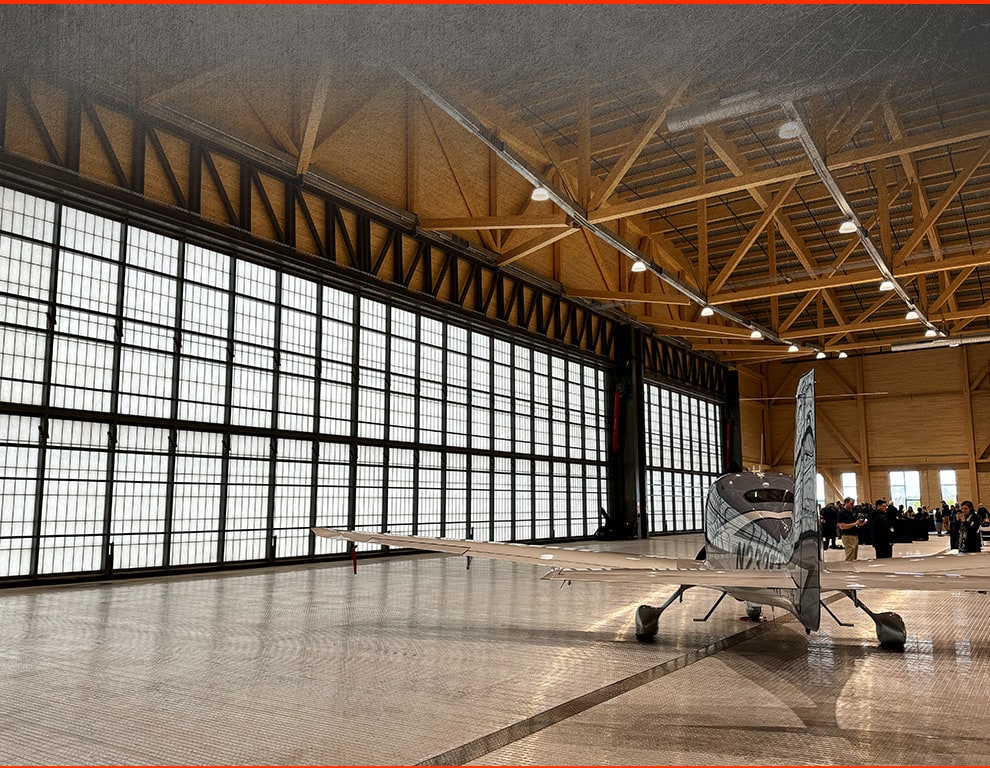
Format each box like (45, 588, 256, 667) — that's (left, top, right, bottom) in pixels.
(958, 500, 983, 553)
(871, 499, 895, 559)
(821, 502, 839, 550)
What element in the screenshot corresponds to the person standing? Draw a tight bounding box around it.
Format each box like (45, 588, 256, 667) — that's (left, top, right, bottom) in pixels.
(837, 497, 866, 561)
(872, 500, 895, 559)
(958, 500, 983, 553)
(821, 502, 839, 550)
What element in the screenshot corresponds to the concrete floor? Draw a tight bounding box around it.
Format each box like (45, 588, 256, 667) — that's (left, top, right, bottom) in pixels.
(1, 533, 987, 766)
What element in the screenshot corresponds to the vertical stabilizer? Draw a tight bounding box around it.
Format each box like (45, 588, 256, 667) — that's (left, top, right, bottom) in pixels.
(790, 370, 821, 631)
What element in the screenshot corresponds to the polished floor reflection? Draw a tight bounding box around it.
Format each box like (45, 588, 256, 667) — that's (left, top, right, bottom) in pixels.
(1, 534, 987, 765)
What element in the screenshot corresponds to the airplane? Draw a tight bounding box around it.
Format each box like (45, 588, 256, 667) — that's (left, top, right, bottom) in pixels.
(314, 370, 990, 647)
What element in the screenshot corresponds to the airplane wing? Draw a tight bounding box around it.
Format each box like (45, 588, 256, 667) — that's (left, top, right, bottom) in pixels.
(821, 553, 990, 591)
(311, 527, 798, 589)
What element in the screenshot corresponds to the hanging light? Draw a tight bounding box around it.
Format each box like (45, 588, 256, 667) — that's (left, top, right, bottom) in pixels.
(788, 344, 800, 353)
(630, 260, 647, 273)
(838, 351, 848, 359)
(700, 305, 714, 317)
(879, 280, 894, 292)
(750, 329, 763, 339)
(838, 219, 857, 235)
(815, 351, 827, 360)
(777, 121, 801, 140)
(925, 329, 938, 338)
(530, 186, 550, 202)
(905, 309, 919, 320)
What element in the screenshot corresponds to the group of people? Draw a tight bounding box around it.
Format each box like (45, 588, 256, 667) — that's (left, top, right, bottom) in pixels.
(819, 497, 988, 561)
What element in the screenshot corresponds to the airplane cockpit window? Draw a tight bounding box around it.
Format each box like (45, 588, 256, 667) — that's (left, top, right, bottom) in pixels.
(743, 488, 794, 504)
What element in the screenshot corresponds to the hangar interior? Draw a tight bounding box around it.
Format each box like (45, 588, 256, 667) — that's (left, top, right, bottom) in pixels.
(1, 6, 990, 765)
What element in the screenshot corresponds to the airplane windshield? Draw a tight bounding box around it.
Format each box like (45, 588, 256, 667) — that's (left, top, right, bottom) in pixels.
(743, 488, 794, 504)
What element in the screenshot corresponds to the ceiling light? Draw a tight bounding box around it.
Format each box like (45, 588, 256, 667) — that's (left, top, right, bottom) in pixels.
(815, 351, 827, 360)
(750, 330, 763, 339)
(838, 351, 848, 359)
(530, 186, 550, 202)
(925, 329, 938, 338)
(630, 260, 647, 273)
(879, 280, 894, 292)
(788, 344, 799, 353)
(949, 341, 960, 348)
(777, 121, 801, 140)
(905, 310, 919, 320)
(838, 219, 857, 235)
(700, 305, 714, 317)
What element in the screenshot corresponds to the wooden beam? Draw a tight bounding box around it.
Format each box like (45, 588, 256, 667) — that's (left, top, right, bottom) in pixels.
(296, 68, 331, 175)
(565, 289, 690, 305)
(590, 122, 990, 223)
(419, 214, 570, 231)
(496, 228, 578, 267)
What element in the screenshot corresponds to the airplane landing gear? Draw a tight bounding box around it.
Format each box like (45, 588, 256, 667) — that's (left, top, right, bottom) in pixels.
(635, 585, 691, 641)
(843, 590, 907, 647)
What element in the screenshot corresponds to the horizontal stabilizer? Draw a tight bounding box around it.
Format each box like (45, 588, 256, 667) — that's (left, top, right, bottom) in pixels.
(542, 567, 798, 588)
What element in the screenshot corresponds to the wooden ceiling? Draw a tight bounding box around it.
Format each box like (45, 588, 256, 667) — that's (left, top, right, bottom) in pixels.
(4, 6, 990, 366)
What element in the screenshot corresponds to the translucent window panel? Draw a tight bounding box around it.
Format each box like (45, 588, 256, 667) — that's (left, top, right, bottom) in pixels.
(281, 273, 317, 314)
(182, 282, 229, 337)
(492, 339, 511, 398)
(178, 348, 227, 424)
(281, 307, 317, 358)
(319, 379, 353, 437)
(553, 462, 569, 536)
(420, 383, 444, 447)
(315, 441, 349, 555)
(233, 295, 275, 347)
(0, 185, 57, 241)
(840, 472, 857, 502)
(533, 401, 550, 455)
(231, 351, 274, 429)
(469, 455, 491, 541)
(225, 434, 269, 562)
(39, 420, 108, 575)
(353, 445, 383, 550)
(550, 358, 567, 453)
(357, 379, 385, 441)
(420, 343, 443, 383)
(816, 473, 826, 506)
(444, 453, 468, 537)
(470, 387, 490, 450)
(234, 260, 275, 302)
(60, 207, 121, 261)
(390, 334, 416, 378)
(389, 389, 416, 443)
(391, 306, 416, 340)
(56, 250, 118, 316)
(492, 457, 513, 542)
(418, 451, 442, 536)
(514, 459, 532, 541)
(568, 464, 587, 536)
(111, 426, 168, 570)
(493, 392, 512, 452)
(359, 297, 386, 332)
(123, 267, 176, 326)
(1, 235, 51, 304)
(387, 448, 414, 532)
(125, 227, 179, 274)
(0, 415, 40, 577)
(358, 327, 386, 372)
(119, 347, 173, 419)
(184, 244, 229, 289)
(322, 285, 354, 323)
(273, 439, 313, 559)
(0, 328, 46, 405)
(50, 336, 113, 412)
(172, 431, 223, 566)
(421, 315, 443, 347)
(939, 469, 957, 505)
(278, 367, 315, 433)
(321, 318, 353, 366)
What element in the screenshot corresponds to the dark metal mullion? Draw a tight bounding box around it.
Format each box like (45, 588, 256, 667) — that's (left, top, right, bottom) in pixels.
(28, 202, 64, 578)
(162, 240, 186, 570)
(216, 258, 237, 564)
(266, 271, 282, 562)
(309, 283, 323, 556)
(382, 303, 393, 535)
(100, 221, 129, 576)
(345, 295, 360, 533)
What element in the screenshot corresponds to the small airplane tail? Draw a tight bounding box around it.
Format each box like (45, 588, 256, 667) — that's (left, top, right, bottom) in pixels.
(788, 370, 821, 631)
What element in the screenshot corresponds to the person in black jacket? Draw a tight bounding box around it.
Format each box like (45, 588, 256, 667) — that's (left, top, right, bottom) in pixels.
(821, 503, 839, 550)
(871, 499, 895, 559)
(958, 500, 983, 553)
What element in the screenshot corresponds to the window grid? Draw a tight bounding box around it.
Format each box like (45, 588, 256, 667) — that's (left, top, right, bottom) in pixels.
(642, 382, 722, 535)
(0, 185, 610, 582)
